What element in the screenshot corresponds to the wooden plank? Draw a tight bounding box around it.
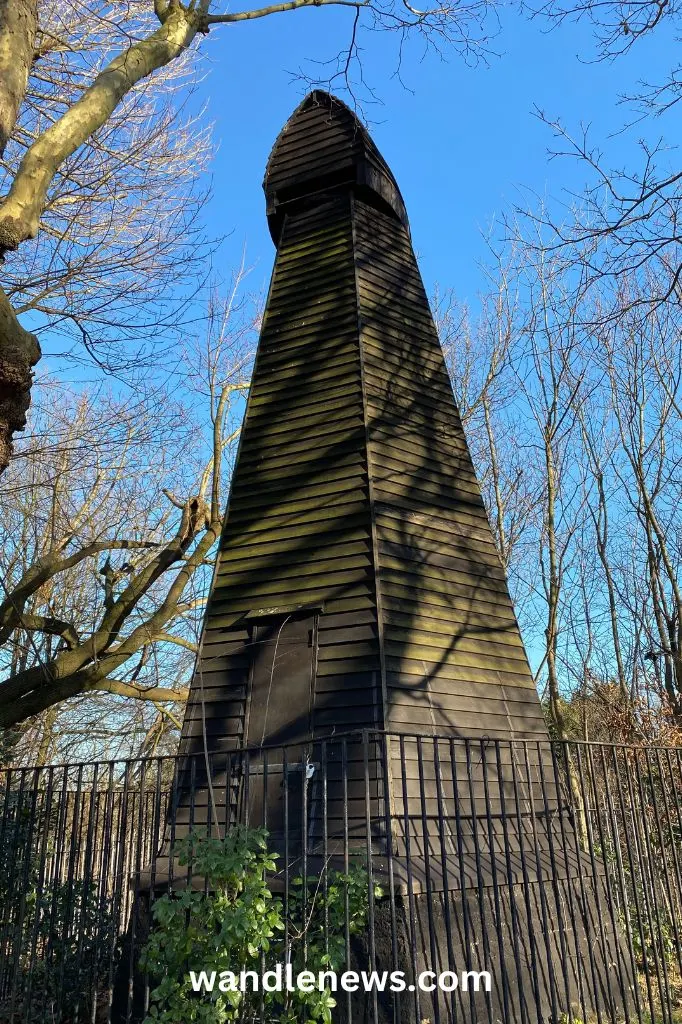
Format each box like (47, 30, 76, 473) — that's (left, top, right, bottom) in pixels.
(384, 655, 534, 688)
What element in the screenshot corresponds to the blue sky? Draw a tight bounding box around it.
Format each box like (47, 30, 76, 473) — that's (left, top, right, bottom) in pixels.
(195, 1, 678, 304)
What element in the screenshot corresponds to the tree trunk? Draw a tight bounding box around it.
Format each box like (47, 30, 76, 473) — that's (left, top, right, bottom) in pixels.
(0, 0, 37, 157)
(0, 0, 39, 473)
(0, 286, 40, 474)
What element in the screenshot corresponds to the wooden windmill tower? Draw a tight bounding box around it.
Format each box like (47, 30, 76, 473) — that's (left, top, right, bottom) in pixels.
(166, 92, 632, 1024)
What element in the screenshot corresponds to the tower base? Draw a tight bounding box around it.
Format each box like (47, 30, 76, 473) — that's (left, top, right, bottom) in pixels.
(341, 880, 637, 1024)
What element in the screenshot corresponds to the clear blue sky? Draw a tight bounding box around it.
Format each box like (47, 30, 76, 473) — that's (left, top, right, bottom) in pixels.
(194, 2, 677, 304)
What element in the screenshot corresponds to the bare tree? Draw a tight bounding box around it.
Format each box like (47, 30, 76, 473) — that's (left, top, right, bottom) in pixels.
(445, 229, 682, 742)
(0, 0, 502, 473)
(0, 279, 255, 755)
(521, 0, 682, 324)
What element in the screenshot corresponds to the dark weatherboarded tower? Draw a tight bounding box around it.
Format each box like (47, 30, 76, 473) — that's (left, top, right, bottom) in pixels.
(171, 93, 633, 1024)
(181, 92, 547, 755)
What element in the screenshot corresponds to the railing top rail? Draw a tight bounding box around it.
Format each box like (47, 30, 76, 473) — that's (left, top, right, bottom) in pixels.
(1, 729, 681, 776)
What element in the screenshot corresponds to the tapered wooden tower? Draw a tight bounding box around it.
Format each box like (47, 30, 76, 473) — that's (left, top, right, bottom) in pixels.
(163, 93, 632, 1024)
(179, 92, 547, 757)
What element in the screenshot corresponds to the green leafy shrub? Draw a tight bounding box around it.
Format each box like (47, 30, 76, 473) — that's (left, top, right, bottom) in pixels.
(0, 876, 114, 1023)
(141, 827, 380, 1024)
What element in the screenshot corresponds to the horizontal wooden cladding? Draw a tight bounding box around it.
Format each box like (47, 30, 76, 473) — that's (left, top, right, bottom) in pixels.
(371, 456, 482, 507)
(270, 144, 356, 186)
(380, 579, 518, 620)
(356, 255, 425, 301)
(314, 708, 380, 729)
(372, 476, 486, 519)
(384, 655, 533, 690)
(382, 622, 525, 661)
(211, 565, 374, 604)
(363, 378, 462, 428)
(354, 198, 415, 250)
(311, 686, 379, 711)
(356, 248, 423, 290)
(362, 338, 451, 391)
(223, 496, 370, 537)
(216, 552, 374, 589)
(360, 307, 438, 347)
(384, 634, 528, 672)
(375, 510, 499, 558)
(379, 580, 518, 628)
(270, 109, 357, 151)
(253, 335, 358, 375)
(269, 115, 360, 164)
(271, 215, 351, 254)
(198, 620, 378, 663)
(360, 320, 450, 366)
(275, 223, 351, 262)
(225, 469, 368, 516)
(389, 738, 554, 765)
(374, 501, 494, 545)
(355, 241, 424, 286)
(370, 468, 483, 514)
(224, 474, 368, 519)
(270, 155, 354, 194)
(278, 194, 351, 232)
(236, 442, 368, 485)
(360, 310, 438, 353)
(269, 251, 355, 291)
(365, 403, 468, 443)
(218, 537, 372, 576)
(356, 269, 430, 314)
(248, 350, 360, 394)
(377, 552, 510, 599)
(272, 238, 352, 276)
(245, 380, 362, 423)
(382, 610, 524, 652)
(386, 677, 538, 709)
(237, 418, 365, 461)
(316, 655, 382, 678)
(315, 670, 379, 695)
(384, 688, 542, 722)
(209, 584, 376, 619)
(363, 370, 455, 421)
(360, 344, 450, 391)
(370, 451, 482, 504)
(261, 304, 357, 338)
(260, 313, 359, 353)
(237, 406, 364, 446)
(268, 146, 356, 192)
(368, 426, 470, 468)
(182, 716, 245, 740)
(387, 629, 527, 677)
(219, 520, 371, 564)
(379, 541, 507, 585)
(230, 459, 367, 506)
(355, 225, 414, 267)
(255, 343, 357, 378)
(386, 704, 547, 736)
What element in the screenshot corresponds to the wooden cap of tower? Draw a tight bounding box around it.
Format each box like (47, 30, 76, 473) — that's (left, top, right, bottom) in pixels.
(263, 90, 409, 244)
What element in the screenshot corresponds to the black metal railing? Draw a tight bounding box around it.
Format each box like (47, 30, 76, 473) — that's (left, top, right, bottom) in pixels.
(0, 732, 680, 1024)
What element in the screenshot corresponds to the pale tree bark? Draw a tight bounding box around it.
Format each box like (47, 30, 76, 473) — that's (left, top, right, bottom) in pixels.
(0, 0, 40, 469)
(0, 0, 37, 158)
